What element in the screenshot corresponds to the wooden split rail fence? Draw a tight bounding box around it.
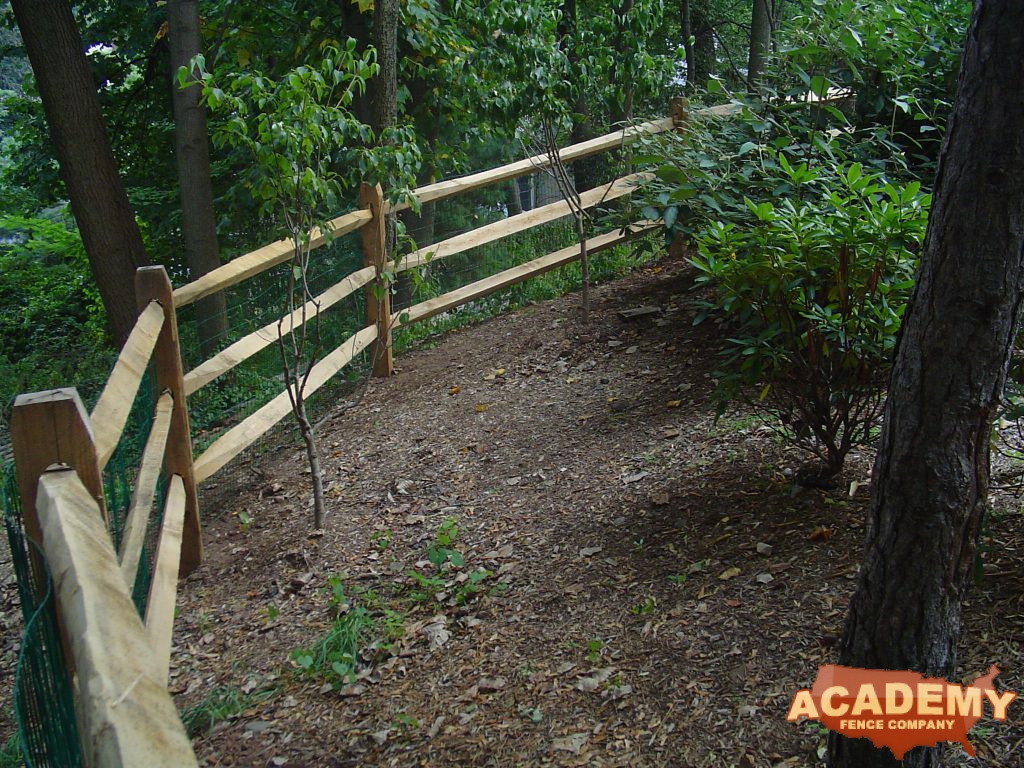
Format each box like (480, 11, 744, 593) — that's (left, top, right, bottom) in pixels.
(8, 98, 736, 766)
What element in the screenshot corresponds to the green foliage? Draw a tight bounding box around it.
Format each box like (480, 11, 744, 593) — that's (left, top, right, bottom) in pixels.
(0, 210, 110, 424)
(291, 599, 373, 688)
(777, 0, 968, 172)
(426, 516, 463, 568)
(181, 684, 277, 738)
(188, 45, 420, 222)
(690, 163, 929, 474)
(0, 732, 22, 768)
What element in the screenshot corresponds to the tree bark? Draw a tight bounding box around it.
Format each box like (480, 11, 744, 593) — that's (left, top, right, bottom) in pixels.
(371, 0, 399, 260)
(747, 0, 771, 93)
(691, 2, 714, 86)
(680, 0, 696, 89)
(12, 0, 149, 346)
(830, 2, 1024, 767)
(168, 0, 229, 359)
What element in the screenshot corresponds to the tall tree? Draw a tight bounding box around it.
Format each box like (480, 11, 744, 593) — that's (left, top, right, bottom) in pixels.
(747, 0, 771, 92)
(11, 0, 149, 346)
(167, 0, 229, 358)
(682, 0, 715, 87)
(829, 2, 1024, 766)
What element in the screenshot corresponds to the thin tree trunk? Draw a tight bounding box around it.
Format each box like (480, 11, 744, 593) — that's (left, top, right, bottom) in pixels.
(168, 0, 229, 359)
(747, 0, 771, 93)
(830, 2, 1024, 766)
(575, 212, 589, 323)
(12, 0, 149, 346)
(295, 400, 326, 529)
(680, 0, 696, 89)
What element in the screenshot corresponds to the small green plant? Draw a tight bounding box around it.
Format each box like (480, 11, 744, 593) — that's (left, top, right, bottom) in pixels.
(406, 570, 446, 603)
(585, 638, 604, 664)
(195, 611, 213, 634)
(393, 712, 421, 731)
(237, 509, 253, 532)
(290, 605, 373, 688)
(631, 596, 657, 616)
(381, 609, 406, 643)
(670, 573, 687, 585)
(0, 733, 22, 768)
(263, 603, 280, 622)
(454, 568, 493, 604)
(632, 538, 646, 553)
(325, 574, 350, 613)
(373, 528, 393, 552)
(181, 685, 276, 737)
(427, 516, 464, 568)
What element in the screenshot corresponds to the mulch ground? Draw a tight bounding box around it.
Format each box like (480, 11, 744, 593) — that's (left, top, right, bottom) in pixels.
(2, 248, 1023, 766)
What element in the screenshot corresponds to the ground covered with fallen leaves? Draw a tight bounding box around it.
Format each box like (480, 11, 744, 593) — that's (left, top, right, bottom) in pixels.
(3, 250, 1023, 766)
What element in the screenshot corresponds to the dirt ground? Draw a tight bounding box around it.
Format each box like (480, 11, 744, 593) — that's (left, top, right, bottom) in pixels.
(3, 250, 1023, 766)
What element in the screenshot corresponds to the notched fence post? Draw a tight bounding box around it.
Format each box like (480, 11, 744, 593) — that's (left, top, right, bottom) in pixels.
(135, 265, 202, 577)
(360, 181, 395, 377)
(10, 388, 107, 585)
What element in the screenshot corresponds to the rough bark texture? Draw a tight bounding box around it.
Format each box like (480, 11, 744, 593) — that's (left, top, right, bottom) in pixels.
(680, 0, 696, 88)
(12, 0, 149, 346)
(371, 0, 399, 265)
(690, 2, 715, 86)
(830, 2, 1024, 766)
(746, 0, 771, 93)
(168, 0, 229, 359)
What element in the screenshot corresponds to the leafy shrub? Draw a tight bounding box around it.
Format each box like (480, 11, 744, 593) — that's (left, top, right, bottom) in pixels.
(690, 162, 929, 477)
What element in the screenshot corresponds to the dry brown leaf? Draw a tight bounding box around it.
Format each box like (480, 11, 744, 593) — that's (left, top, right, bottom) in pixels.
(719, 566, 741, 581)
(809, 526, 833, 541)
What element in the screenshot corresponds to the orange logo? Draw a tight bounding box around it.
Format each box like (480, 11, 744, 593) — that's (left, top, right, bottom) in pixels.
(787, 664, 1017, 759)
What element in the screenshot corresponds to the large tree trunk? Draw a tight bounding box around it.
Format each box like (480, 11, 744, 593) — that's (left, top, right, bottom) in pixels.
(339, 0, 373, 125)
(691, 1, 714, 86)
(12, 0, 149, 346)
(747, 0, 771, 93)
(168, 0, 229, 359)
(830, 2, 1024, 767)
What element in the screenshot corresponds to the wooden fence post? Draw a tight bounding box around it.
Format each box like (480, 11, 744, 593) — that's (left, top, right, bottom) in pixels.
(360, 182, 394, 377)
(135, 266, 202, 577)
(671, 97, 689, 130)
(10, 389, 107, 580)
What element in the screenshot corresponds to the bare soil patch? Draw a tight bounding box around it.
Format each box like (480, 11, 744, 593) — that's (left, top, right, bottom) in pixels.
(3, 250, 1023, 766)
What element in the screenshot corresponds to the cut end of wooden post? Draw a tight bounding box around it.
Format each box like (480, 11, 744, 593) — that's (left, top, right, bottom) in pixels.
(671, 97, 689, 129)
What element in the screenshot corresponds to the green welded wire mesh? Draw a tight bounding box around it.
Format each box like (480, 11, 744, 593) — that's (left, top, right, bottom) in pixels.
(1, 368, 160, 767)
(3, 460, 80, 768)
